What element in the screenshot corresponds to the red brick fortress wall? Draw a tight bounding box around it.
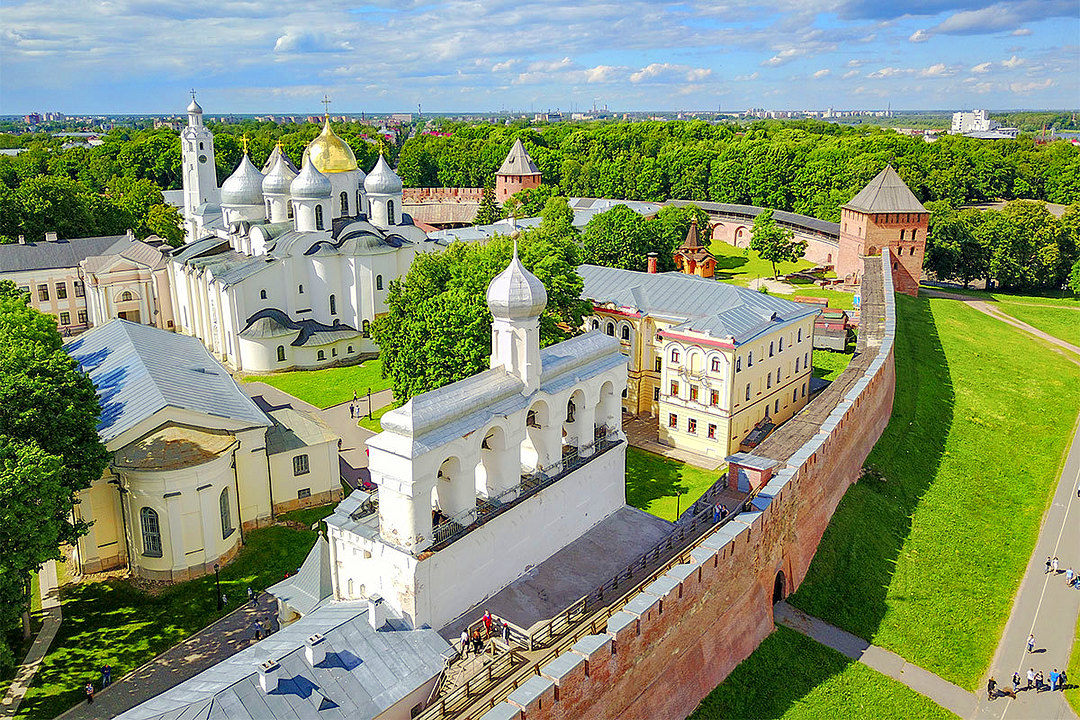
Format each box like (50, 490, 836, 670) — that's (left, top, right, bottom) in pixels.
(485, 253, 897, 720)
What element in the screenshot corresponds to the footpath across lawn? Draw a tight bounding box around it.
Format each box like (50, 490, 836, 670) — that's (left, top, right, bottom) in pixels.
(15, 523, 320, 720)
(242, 359, 391, 409)
(624, 447, 721, 522)
(690, 625, 957, 720)
(789, 295, 1080, 690)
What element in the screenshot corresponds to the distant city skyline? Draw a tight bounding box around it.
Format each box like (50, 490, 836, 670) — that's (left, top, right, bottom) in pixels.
(0, 0, 1076, 115)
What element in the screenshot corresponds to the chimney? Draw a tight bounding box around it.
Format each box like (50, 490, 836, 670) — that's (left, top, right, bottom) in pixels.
(368, 593, 386, 631)
(126, 228, 135, 241)
(258, 660, 280, 693)
(305, 633, 326, 667)
(45, 232, 58, 242)
(647, 252, 658, 274)
(17, 235, 25, 244)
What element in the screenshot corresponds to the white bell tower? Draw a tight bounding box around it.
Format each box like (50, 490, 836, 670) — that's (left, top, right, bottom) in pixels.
(486, 241, 547, 394)
(180, 91, 220, 240)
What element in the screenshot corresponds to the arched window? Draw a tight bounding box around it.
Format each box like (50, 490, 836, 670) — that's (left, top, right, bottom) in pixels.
(266, 200, 272, 217)
(288, 201, 294, 219)
(775, 399, 780, 414)
(376, 275, 383, 291)
(140, 507, 162, 557)
(362, 319, 370, 337)
(315, 204, 324, 230)
(329, 294, 337, 315)
(745, 384, 751, 401)
(277, 345, 286, 362)
(793, 388, 798, 403)
(591, 320, 599, 330)
(769, 342, 774, 357)
(767, 373, 772, 389)
(748, 351, 753, 366)
(736, 357, 742, 372)
(260, 289, 267, 300)
(356, 190, 363, 214)
(340, 191, 349, 215)
(797, 328, 802, 343)
(621, 325, 630, 341)
(671, 348, 680, 363)
(795, 357, 800, 373)
(565, 398, 576, 423)
(220, 488, 234, 539)
(317, 350, 326, 361)
(606, 322, 615, 336)
(900, 229, 905, 242)
(711, 357, 720, 372)
(298, 284, 304, 294)
(779, 337, 784, 352)
(347, 345, 354, 353)
(121, 290, 134, 302)
(387, 200, 395, 225)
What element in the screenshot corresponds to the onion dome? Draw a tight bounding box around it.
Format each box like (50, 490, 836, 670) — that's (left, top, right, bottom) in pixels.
(364, 154, 402, 194)
(262, 152, 298, 196)
(303, 118, 358, 174)
(187, 98, 203, 114)
(486, 244, 547, 320)
(220, 154, 265, 206)
(290, 155, 332, 199)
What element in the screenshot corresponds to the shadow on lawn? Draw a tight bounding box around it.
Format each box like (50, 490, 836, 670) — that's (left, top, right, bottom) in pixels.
(624, 448, 697, 517)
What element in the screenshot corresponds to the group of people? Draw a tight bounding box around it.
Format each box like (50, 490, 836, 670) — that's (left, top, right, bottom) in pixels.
(712, 503, 729, 524)
(458, 609, 513, 658)
(989, 667, 1070, 700)
(251, 616, 276, 642)
(1045, 555, 1080, 588)
(83, 664, 111, 704)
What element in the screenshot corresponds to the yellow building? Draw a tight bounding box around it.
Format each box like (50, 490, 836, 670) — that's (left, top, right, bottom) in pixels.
(579, 265, 818, 460)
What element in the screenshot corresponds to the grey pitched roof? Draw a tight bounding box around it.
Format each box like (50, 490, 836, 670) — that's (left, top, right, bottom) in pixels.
(81, 240, 168, 273)
(495, 138, 540, 176)
(268, 534, 334, 616)
(115, 601, 451, 720)
(664, 200, 840, 238)
(578, 265, 818, 345)
(843, 166, 927, 214)
(65, 319, 270, 445)
(239, 309, 362, 347)
(0, 234, 130, 273)
(265, 407, 338, 455)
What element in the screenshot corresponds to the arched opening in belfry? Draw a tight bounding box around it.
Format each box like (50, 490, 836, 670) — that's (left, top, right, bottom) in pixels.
(434, 456, 470, 522)
(562, 388, 588, 455)
(597, 381, 619, 436)
(773, 570, 787, 604)
(521, 399, 551, 472)
(477, 425, 513, 497)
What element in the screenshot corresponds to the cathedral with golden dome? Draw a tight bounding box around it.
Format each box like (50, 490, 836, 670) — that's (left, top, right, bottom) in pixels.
(170, 96, 433, 373)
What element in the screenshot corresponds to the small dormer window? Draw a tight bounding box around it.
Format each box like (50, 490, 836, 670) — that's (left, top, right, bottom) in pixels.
(298, 284, 304, 294)
(260, 289, 267, 300)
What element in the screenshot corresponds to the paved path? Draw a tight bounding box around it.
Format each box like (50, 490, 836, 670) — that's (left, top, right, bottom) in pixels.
(774, 601, 978, 718)
(56, 594, 279, 720)
(1, 561, 61, 718)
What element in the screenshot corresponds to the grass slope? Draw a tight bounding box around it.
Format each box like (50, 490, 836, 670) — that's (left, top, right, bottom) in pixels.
(242, 360, 391, 409)
(708, 240, 815, 286)
(993, 303, 1080, 347)
(812, 349, 855, 382)
(789, 295, 1080, 690)
(16, 525, 319, 720)
(1067, 611, 1080, 715)
(690, 626, 957, 720)
(625, 447, 722, 522)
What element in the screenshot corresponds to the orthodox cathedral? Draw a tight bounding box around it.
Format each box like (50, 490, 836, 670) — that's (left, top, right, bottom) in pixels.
(169, 96, 432, 372)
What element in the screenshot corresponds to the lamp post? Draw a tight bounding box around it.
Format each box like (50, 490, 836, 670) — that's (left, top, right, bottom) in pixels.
(675, 487, 684, 520)
(214, 563, 222, 611)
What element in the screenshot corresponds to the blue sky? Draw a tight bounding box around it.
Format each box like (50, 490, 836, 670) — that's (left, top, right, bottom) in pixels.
(0, 0, 1077, 114)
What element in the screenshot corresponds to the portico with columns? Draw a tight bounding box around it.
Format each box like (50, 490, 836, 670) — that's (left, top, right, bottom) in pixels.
(326, 251, 628, 630)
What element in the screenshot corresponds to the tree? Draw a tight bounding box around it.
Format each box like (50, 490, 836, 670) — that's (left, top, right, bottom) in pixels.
(924, 202, 987, 288)
(581, 204, 653, 271)
(473, 181, 500, 226)
(749, 209, 807, 278)
(145, 204, 184, 246)
(372, 234, 588, 403)
(0, 281, 107, 667)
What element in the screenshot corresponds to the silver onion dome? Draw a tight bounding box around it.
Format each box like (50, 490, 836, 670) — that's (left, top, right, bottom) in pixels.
(220, 154, 265, 206)
(363, 155, 402, 195)
(486, 246, 547, 320)
(290, 156, 332, 199)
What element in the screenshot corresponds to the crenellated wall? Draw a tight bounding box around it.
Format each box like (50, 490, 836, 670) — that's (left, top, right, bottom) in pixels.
(481, 252, 897, 720)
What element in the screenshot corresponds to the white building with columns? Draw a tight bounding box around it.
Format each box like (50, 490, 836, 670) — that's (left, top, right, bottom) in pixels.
(169, 96, 433, 372)
(325, 252, 628, 630)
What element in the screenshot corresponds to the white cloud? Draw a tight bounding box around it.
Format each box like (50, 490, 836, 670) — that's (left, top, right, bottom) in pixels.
(734, 71, 760, 81)
(842, 69, 860, 79)
(1002, 54, 1025, 68)
(846, 59, 865, 68)
(1011, 28, 1033, 36)
(630, 62, 711, 83)
(1010, 78, 1053, 93)
(919, 63, 954, 77)
(763, 48, 800, 67)
(867, 66, 905, 79)
(971, 61, 992, 73)
(686, 67, 713, 81)
(491, 59, 517, 73)
(585, 65, 619, 83)
(812, 68, 830, 78)
(909, 29, 930, 43)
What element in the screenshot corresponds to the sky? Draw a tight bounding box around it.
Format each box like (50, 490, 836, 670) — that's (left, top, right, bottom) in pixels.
(0, 0, 1077, 115)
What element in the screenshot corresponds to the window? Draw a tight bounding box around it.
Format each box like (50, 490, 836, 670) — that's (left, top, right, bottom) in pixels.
(317, 350, 325, 361)
(77, 310, 87, 325)
(775, 399, 780, 414)
(565, 399, 576, 423)
(376, 275, 383, 291)
(671, 349, 680, 363)
(745, 384, 751, 401)
(315, 204, 324, 230)
(736, 357, 742, 372)
(340, 191, 349, 215)
(298, 284, 304, 294)
(277, 345, 286, 362)
(621, 325, 630, 341)
(332, 348, 337, 357)
(298, 488, 311, 500)
(710, 390, 719, 406)
(387, 200, 395, 225)
(59, 312, 70, 325)
(55, 282, 67, 299)
(606, 322, 615, 336)
(795, 357, 800, 373)
(18, 286, 29, 296)
(707, 424, 717, 439)
(900, 229, 905, 242)
(293, 454, 310, 476)
(260, 289, 267, 300)
(769, 342, 774, 357)
(802, 383, 806, 398)
(689, 385, 699, 402)
(793, 388, 798, 403)
(266, 200, 272, 216)
(747, 351, 753, 366)
(797, 328, 802, 343)
(670, 380, 679, 397)
(357, 190, 363, 214)
(687, 418, 697, 434)
(654, 387, 660, 401)
(805, 351, 809, 367)
(288, 201, 294, 219)
(329, 294, 336, 315)
(38, 284, 49, 302)
(220, 488, 234, 539)
(655, 357, 662, 372)
(120, 290, 133, 302)
(778, 337, 784, 352)
(668, 413, 678, 428)
(348, 345, 354, 353)
(911, 245, 917, 256)
(362, 319, 370, 337)
(140, 507, 162, 557)
(591, 319, 599, 330)
(711, 357, 721, 372)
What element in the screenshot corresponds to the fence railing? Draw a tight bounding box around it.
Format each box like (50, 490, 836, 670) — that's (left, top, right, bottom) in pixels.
(430, 428, 623, 550)
(415, 647, 526, 720)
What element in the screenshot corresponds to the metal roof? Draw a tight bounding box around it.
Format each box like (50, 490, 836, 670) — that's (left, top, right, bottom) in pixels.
(0, 234, 130, 273)
(268, 534, 334, 616)
(495, 139, 540, 176)
(65, 320, 270, 446)
(265, 407, 338, 455)
(842, 166, 927, 214)
(114, 601, 450, 720)
(81, 240, 169, 274)
(239, 309, 362, 348)
(579, 265, 819, 345)
(664, 200, 840, 238)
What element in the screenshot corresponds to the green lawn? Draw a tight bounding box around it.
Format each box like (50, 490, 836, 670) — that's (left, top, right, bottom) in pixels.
(690, 625, 957, 720)
(242, 359, 391, 409)
(278, 502, 338, 534)
(357, 403, 394, 432)
(1066, 611, 1080, 715)
(788, 295, 1080, 690)
(992, 303, 1080, 347)
(15, 524, 320, 720)
(625, 447, 722, 522)
(709, 240, 816, 286)
(812, 349, 855, 382)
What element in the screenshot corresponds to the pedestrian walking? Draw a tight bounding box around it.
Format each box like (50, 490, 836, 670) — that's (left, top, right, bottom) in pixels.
(987, 676, 996, 701)
(254, 620, 263, 641)
(1012, 672, 1020, 695)
(460, 629, 469, 657)
(471, 629, 483, 655)
(1051, 669, 1061, 691)
(85, 682, 94, 705)
(1068, 568, 1075, 585)
(247, 586, 254, 604)
(502, 620, 511, 645)
(1027, 633, 1036, 653)
(483, 609, 493, 637)
(102, 664, 111, 687)
(1046, 556, 1052, 573)
(712, 503, 722, 523)
(221, 592, 228, 607)
(1052, 556, 1059, 573)
(1027, 668, 1035, 690)
(350, 404, 356, 419)
(1061, 669, 1068, 689)
(1036, 670, 1045, 692)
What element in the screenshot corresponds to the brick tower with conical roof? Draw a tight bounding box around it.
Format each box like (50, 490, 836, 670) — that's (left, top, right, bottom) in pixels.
(495, 139, 542, 203)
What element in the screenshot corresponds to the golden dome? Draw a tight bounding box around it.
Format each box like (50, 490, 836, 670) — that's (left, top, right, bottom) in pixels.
(303, 118, 358, 174)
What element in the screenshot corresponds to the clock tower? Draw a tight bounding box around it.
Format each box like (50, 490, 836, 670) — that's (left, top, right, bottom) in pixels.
(180, 92, 220, 240)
